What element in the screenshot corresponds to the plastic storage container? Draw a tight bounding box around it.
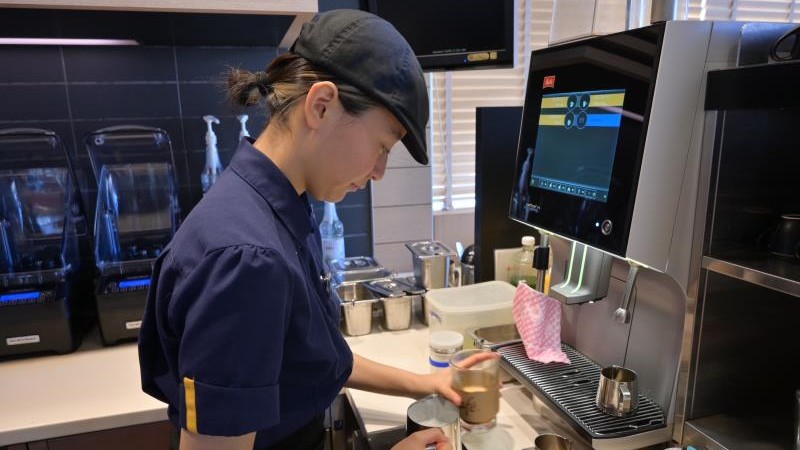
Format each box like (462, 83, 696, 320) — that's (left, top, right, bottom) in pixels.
(424, 281, 516, 347)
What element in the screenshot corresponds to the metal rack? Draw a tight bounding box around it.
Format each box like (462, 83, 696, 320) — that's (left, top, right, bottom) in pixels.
(498, 342, 666, 443)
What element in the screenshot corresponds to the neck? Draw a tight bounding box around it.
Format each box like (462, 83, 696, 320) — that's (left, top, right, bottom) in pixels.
(253, 123, 306, 195)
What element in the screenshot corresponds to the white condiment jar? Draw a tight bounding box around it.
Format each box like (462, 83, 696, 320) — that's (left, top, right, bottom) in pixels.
(429, 330, 464, 372)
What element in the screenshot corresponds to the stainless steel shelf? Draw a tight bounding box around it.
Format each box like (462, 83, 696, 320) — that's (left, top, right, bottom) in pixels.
(702, 256, 800, 298)
(684, 413, 793, 450)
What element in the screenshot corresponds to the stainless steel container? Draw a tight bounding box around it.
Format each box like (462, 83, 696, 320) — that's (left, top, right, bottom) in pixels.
(405, 241, 461, 289)
(366, 279, 416, 331)
(329, 256, 391, 284)
(335, 282, 378, 336)
(467, 323, 520, 383)
(461, 263, 475, 285)
(396, 276, 429, 326)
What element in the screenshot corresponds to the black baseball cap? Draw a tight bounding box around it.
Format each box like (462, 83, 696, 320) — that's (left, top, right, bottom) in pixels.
(291, 9, 429, 165)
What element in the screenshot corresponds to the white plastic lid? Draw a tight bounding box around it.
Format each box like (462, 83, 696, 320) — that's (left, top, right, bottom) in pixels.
(425, 281, 516, 312)
(521, 235, 536, 246)
(429, 330, 464, 351)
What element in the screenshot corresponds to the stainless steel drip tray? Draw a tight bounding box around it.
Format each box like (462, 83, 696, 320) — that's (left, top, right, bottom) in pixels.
(497, 342, 668, 446)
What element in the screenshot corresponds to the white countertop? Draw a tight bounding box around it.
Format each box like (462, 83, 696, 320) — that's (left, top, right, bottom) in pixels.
(345, 323, 546, 450)
(0, 328, 167, 446)
(1, 322, 561, 449)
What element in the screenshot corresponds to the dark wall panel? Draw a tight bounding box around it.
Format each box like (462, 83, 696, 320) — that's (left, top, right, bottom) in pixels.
(0, 39, 373, 257)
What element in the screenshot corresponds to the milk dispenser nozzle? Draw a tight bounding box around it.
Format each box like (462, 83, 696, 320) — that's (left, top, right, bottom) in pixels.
(613, 262, 642, 324)
(201, 115, 223, 194)
(237, 114, 250, 140)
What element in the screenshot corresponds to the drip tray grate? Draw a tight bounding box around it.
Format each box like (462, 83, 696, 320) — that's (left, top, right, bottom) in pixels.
(498, 342, 666, 440)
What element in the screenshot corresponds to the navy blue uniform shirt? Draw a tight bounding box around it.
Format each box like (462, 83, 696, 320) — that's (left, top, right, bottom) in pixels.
(139, 138, 353, 447)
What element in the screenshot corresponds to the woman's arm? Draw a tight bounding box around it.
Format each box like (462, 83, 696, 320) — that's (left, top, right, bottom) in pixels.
(179, 429, 256, 450)
(346, 354, 462, 404)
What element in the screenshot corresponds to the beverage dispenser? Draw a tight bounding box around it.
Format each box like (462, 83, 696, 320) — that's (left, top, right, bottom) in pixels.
(0, 128, 94, 357)
(497, 21, 757, 449)
(84, 126, 179, 345)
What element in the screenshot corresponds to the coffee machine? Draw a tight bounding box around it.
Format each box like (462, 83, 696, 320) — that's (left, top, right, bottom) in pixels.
(84, 126, 179, 345)
(495, 21, 762, 449)
(0, 128, 94, 357)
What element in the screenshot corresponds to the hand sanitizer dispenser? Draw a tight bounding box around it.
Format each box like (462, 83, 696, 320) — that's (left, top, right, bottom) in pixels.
(201, 115, 222, 194)
(237, 114, 250, 140)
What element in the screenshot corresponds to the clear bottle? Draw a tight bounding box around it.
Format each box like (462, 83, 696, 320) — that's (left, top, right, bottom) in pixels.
(320, 202, 345, 271)
(429, 330, 464, 373)
(510, 235, 537, 288)
(200, 115, 223, 194)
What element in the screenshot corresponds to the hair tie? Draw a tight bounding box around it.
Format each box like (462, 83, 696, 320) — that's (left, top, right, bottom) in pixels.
(255, 71, 271, 97)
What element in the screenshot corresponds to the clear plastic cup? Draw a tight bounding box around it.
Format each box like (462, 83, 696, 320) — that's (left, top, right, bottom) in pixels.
(449, 348, 499, 432)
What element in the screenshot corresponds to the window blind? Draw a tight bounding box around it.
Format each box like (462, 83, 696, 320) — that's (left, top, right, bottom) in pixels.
(685, 0, 799, 21)
(430, 0, 554, 211)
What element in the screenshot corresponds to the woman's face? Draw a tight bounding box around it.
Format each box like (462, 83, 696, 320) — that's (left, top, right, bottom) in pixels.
(307, 105, 406, 203)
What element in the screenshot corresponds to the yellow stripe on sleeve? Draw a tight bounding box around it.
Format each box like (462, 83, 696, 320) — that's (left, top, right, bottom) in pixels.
(589, 93, 625, 107)
(184, 377, 198, 433)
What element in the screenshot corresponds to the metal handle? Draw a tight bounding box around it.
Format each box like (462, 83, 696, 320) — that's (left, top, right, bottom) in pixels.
(619, 384, 631, 412)
(449, 260, 461, 287)
(614, 263, 640, 324)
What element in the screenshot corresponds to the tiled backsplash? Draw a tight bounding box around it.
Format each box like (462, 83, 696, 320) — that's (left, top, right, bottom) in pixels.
(0, 44, 372, 256)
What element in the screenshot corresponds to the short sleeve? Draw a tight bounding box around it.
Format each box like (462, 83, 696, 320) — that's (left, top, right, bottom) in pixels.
(169, 245, 293, 436)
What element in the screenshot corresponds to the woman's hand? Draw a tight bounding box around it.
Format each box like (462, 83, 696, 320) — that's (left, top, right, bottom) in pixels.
(419, 351, 500, 406)
(390, 428, 451, 450)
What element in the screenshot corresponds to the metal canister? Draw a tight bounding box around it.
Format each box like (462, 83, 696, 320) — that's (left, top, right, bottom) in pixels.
(365, 278, 415, 331)
(329, 256, 391, 284)
(406, 241, 461, 289)
(406, 394, 461, 450)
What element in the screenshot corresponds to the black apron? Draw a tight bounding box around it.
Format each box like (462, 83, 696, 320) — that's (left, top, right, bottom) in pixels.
(171, 414, 324, 450)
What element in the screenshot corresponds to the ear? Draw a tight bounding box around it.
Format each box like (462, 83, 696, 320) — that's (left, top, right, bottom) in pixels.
(304, 81, 339, 130)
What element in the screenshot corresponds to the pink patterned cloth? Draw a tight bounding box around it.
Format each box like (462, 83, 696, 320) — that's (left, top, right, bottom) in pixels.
(512, 282, 571, 364)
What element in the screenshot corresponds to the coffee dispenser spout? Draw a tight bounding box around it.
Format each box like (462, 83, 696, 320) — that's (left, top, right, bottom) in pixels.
(549, 240, 614, 305)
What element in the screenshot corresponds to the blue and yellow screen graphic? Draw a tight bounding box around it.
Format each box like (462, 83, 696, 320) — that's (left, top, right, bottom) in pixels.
(529, 89, 626, 203)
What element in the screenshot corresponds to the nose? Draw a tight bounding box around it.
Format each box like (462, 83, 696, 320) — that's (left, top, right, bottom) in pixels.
(370, 152, 389, 181)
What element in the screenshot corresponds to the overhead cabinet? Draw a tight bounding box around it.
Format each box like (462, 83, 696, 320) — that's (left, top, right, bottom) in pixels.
(0, 0, 318, 47)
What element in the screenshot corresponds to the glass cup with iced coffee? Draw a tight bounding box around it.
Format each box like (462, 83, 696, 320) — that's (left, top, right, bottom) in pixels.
(449, 348, 500, 432)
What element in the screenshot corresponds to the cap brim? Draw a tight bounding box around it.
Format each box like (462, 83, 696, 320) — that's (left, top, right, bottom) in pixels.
(394, 109, 428, 166)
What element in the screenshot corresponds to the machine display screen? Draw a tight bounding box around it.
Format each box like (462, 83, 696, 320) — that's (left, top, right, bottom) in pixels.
(529, 89, 626, 203)
(0, 291, 40, 303)
(119, 278, 151, 289)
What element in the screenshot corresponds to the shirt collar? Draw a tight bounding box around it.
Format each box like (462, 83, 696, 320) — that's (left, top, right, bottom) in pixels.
(230, 138, 316, 243)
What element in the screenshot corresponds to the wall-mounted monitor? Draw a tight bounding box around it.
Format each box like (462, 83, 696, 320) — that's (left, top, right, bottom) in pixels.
(366, 0, 515, 71)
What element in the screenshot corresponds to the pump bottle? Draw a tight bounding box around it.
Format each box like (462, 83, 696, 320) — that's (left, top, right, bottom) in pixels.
(320, 202, 345, 271)
(237, 114, 250, 141)
(200, 115, 223, 194)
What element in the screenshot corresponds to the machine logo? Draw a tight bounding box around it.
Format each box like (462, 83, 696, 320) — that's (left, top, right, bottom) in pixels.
(526, 203, 541, 214)
(7, 335, 40, 346)
(543, 75, 556, 89)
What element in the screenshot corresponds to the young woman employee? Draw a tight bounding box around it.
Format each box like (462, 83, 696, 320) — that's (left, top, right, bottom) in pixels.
(138, 9, 485, 450)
